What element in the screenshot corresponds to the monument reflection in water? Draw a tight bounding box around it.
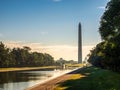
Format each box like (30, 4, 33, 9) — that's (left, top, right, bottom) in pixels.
(0, 68, 71, 90)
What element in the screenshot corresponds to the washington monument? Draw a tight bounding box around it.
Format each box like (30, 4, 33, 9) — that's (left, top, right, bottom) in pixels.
(78, 23, 82, 63)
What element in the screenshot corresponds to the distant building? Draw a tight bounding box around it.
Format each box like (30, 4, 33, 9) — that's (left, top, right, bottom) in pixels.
(56, 58, 77, 65)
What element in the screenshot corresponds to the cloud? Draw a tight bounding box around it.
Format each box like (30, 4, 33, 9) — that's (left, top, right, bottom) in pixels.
(4, 41, 43, 49)
(98, 6, 105, 9)
(4, 41, 95, 61)
(4, 41, 27, 48)
(52, 0, 62, 2)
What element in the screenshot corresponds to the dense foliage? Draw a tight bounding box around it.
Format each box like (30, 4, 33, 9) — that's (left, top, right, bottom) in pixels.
(56, 58, 77, 66)
(0, 42, 55, 67)
(88, 0, 120, 72)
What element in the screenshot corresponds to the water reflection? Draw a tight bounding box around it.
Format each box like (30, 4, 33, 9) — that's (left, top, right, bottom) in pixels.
(0, 69, 53, 84)
(0, 68, 71, 90)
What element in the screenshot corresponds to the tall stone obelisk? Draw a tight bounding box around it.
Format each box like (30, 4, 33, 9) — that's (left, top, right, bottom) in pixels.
(78, 23, 82, 63)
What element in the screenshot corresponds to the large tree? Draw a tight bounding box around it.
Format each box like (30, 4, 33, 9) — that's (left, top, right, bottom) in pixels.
(88, 0, 120, 72)
(0, 42, 55, 67)
(99, 0, 120, 41)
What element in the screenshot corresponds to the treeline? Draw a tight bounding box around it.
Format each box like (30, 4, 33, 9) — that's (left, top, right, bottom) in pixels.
(56, 58, 77, 66)
(88, 0, 120, 72)
(0, 42, 55, 67)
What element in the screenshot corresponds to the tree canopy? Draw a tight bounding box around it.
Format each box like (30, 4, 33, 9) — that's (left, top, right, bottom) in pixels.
(99, 0, 120, 41)
(88, 0, 120, 72)
(0, 42, 55, 67)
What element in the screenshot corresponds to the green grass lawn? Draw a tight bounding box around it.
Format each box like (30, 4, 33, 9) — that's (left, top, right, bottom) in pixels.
(54, 66, 120, 90)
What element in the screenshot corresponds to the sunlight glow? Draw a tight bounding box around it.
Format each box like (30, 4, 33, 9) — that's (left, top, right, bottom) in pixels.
(4, 41, 95, 61)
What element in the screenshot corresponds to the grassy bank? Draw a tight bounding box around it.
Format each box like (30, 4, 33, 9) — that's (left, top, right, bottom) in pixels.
(54, 66, 120, 90)
(0, 66, 57, 72)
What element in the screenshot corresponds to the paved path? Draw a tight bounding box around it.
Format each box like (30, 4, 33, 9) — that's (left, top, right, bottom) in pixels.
(26, 67, 84, 90)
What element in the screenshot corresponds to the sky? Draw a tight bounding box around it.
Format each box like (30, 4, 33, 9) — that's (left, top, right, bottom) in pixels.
(0, 0, 109, 61)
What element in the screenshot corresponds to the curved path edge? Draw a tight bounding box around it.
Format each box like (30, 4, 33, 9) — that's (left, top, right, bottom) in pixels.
(26, 67, 84, 90)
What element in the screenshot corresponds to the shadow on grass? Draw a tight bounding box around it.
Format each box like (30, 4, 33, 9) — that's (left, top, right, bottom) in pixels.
(55, 66, 120, 90)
